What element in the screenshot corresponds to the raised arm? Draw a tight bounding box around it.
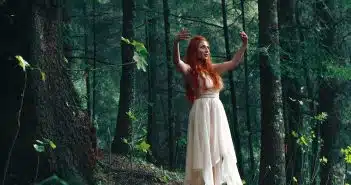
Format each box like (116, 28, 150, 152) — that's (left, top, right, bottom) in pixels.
(173, 29, 191, 75)
(213, 31, 248, 74)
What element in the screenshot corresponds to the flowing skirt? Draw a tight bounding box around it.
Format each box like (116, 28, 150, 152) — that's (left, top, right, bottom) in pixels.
(184, 93, 243, 185)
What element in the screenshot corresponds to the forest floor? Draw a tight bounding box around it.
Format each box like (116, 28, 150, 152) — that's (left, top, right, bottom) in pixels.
(93, 152, 184, 185)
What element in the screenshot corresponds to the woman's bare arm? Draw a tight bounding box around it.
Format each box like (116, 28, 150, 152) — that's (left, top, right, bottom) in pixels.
(173, 29, 191, 75)
(213, 31, 248, 74)
(173, 40, 190, 74)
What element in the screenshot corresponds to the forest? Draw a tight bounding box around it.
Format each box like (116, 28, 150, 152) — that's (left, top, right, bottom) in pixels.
(0, 0, 350, 185)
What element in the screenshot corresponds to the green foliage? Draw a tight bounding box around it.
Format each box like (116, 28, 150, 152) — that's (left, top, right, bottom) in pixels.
(291, 129, 316, 153)
(319, 156, 328, 165)
(121, 109, 151, 164)
(293, 177, 298, 184)
(135, 140, 151, 153)
(33, 138, 56, 153)
(40, 70, 46, 82)
(126, 110, 137, 122)
(341, 146, 351, 164)
(326, 64, 351, 80)
(121, 37, 148, 72)
(122, 126, 151, 156)
(15, 55, 30, 71)
(314, 112, 328, 121)
(176, 137, 187, 148)
(15, 55, 46, 82)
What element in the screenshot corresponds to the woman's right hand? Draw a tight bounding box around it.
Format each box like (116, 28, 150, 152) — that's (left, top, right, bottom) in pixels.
(175, 28, 191, 43)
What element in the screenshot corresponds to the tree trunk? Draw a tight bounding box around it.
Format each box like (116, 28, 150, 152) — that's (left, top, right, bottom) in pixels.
(162, 0, 175, 169)
(146, 0, 158, 164)
(278, 0, 303, 184)
(239, 0, 255, 178)
(315, 0, 345, 184)
(282, 78, 303, 185)
(83, 0, 92, 122)
(220, 0, 244, 176)
(0, 1, 96, 184)
(258, 0, 286, 184)
(318, 81, 344, 185)
(112, 0, 136, 154)
(92, 0, 97, 123)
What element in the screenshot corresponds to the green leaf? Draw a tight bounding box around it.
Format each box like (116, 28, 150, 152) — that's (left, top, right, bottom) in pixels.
(15, 55, 30, 71)
(137, 140, 151, 153)
(121, 37, 131, 44)
(142, 128, 147, 134)
(320, 156, 328, 164)
(126, 110, 137, 121)
(291, 130, 298, 138)
(341, 146, 351, 164)
(298, 135, 308, 146)
(36, 140, 44, 144)
(293, 176, 298, 183)
(314, 112, 328, 121)
(133, 51, 148, 72)
(131, 40, 148, 55)
(160, 175, 170, 183)
(40, 71, 46, 82)
(49, 140, 56, 149)
(33, 144, 45, 153)
(122, 138, 128, 144)
(64, 57, 68, 63)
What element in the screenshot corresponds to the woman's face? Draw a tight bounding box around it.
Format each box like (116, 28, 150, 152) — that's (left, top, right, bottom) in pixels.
(197, 41, 210, 61)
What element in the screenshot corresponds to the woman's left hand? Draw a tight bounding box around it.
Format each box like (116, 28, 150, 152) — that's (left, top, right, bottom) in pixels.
(240, 31, 248, 47)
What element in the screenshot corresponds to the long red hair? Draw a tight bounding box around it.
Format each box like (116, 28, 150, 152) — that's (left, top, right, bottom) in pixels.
(184, 36, 223, 103)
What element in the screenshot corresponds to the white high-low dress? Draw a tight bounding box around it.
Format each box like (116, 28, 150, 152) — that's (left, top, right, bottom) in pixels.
(184, 74, 243, 185)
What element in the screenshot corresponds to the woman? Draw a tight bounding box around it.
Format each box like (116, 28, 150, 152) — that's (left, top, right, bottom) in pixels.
(173, 29, 248, 185)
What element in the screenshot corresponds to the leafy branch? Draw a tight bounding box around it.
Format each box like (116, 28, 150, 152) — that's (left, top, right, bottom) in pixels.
(121, 37, 148, 72)
(341, 146, 351, 164)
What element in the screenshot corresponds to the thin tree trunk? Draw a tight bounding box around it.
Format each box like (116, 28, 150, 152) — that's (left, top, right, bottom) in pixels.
(240, 0, 255, 178)
(146, 0, 158, 163)
(83, 0, 92, 122)
(220, 0, 244, 176)
(258, 0, 286, 184)
(92, 0, 97, 122)
(316, 0, 345, 184)
(278, 0, 303, 184)
(162, 0, 175, 169)
(112, 0, 136, 154)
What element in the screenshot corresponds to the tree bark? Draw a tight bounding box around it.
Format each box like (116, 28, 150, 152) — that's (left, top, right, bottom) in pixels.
(0, 1, 96, 184)
(258, 0, 286, 184)
(112, 0, 136, 154)
(162, 0, 175, 169)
